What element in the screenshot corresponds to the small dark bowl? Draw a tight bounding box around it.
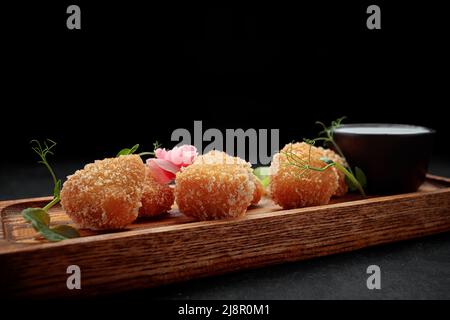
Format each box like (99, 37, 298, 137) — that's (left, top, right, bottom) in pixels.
(333, 124, 435, 194)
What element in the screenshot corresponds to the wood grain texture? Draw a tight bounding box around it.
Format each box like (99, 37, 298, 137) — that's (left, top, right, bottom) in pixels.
(1, 175, 449, 298)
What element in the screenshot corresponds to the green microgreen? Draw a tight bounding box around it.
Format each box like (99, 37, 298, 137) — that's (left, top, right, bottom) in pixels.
(117, 141, 162, 157)
(22, 140, 80, 241)
(117, 144, 140, 157)
(30, 139, 61, 198)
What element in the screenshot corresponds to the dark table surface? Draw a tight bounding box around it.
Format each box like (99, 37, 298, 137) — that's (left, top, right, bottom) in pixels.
(1, 157, 449, 300)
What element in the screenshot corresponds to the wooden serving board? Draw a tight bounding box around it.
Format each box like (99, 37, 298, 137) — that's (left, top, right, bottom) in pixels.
(1, 174, 450, 298)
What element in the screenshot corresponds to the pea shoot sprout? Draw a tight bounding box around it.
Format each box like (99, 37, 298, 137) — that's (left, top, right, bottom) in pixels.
(22, 139, 80, 241)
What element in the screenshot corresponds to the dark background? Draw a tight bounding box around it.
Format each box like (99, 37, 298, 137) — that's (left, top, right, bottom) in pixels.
(1, 1, 449, 166)
(1, 1, 450, 302)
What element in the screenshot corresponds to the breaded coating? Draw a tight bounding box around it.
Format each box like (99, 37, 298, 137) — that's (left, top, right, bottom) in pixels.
(270, 143, 339, 209)
(194, 150, 248, 166)
(193, 150, 262, 205)
(318, 147, 348, 197)
(139, 167, 174, 217)
(61, 155, 145, 230)
(175, 150, 256, 220)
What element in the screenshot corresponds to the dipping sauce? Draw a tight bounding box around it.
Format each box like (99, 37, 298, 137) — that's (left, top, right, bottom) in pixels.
(334, 124, 432, 135)
(333, 124, 435, 194)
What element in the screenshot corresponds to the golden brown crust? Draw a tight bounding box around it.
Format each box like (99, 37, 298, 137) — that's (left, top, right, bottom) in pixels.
(60, 155, 145, 230)
(139, 167, 175, 217)
(175, 164, 255, 220)
(175, 151, 256, 220)
(270, 143, 339, 209)
(192, 150, 262, 205)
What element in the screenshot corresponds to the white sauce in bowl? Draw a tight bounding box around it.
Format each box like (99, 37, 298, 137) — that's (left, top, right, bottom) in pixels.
(334, 125, 431, 135)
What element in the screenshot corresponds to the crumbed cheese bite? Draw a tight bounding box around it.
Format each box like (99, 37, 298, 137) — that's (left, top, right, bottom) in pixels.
(193, 150, 262, 205)
(175, 150, 258, 220)
(61, 155, 145, 230)
(270, 142, 339, 209)
(139, 167, 174, 217)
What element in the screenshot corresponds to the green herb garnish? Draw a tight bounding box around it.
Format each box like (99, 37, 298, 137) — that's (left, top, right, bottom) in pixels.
(22, 140, 80, 241)
(116, 141, 162, 157)
(117, 144, 140, 157)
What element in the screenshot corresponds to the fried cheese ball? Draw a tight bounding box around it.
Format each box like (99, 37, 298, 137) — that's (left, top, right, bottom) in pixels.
(318, 147, 348, 197)
(61, 155, 145, 230)
(193, 150, 262, 205)
(175, 151, 256, 220)
(139, 167, 175, 217)
(270, 142, 339, 209)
